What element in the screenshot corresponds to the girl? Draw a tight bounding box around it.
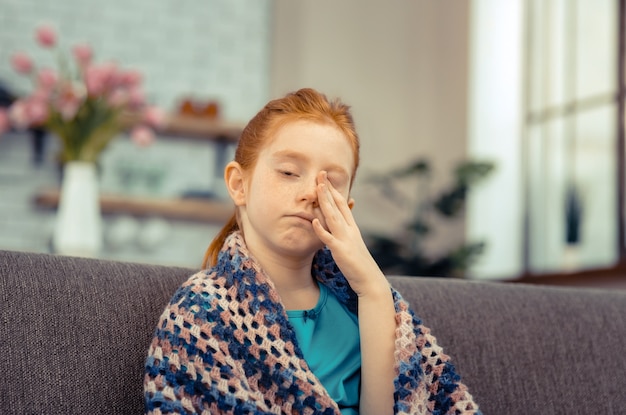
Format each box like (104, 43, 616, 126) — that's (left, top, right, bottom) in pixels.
(144, 88, 480, 414)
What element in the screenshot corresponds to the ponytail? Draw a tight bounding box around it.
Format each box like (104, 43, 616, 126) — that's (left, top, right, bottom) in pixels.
(202, 213, 239, 268)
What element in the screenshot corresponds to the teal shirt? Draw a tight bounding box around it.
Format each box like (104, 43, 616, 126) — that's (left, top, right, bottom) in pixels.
(286, 283, 361, 415)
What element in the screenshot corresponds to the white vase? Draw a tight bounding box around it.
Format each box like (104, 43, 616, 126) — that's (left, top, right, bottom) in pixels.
(53, 161, 103, 257)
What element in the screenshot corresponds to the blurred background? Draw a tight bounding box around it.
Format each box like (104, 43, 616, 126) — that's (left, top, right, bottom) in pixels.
(1, 0, 625, 288)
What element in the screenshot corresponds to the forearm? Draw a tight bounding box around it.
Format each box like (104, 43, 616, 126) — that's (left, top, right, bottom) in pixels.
(358, 271, 396, 415)
(309, 173, 397, 412)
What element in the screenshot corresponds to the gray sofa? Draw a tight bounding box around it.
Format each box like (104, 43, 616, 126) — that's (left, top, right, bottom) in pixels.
(1, 249, 625, 414)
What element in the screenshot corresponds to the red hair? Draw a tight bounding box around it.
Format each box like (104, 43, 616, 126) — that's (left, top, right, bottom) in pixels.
(202, 88, 360, 268)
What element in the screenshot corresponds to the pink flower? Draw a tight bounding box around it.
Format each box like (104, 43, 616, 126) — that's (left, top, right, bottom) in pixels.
(85, 62, 119, 96)
(143, 106, 166, 128)
(99, 62, 118, 82)
(84, 65, 108, 96)
(36, 25, 57, 48)
(8, 100, 30, 130)
(130, 125, 154, 147)
(72, 44, 93, 67)
(56, 88, 83, 121)
(25, 97, 49, 125)
(84, 66, 103, 96)
(107, 89, 128, 107)
(6, 96, 49, 128)
(11, 52, 34, 74)
(128, 87, 145, 108)
(37, 68, 58, 90)
(31, 89, 50, 105)
(119, 70, 142, 87)
(0, 108, 10, 135)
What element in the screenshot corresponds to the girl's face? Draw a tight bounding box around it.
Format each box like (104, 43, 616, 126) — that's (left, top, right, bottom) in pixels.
(233, 119, 355, 261)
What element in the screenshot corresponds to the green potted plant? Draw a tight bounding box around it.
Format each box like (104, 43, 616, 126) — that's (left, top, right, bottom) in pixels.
(366, 158, 495, 278)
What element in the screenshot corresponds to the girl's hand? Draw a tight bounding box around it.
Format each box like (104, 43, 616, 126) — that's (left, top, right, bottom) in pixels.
(311, 171, 388, 297)
(312, 171, 396, 414)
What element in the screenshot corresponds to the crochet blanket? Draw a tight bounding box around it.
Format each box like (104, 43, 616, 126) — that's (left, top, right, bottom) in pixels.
(144, 231, 481, 415)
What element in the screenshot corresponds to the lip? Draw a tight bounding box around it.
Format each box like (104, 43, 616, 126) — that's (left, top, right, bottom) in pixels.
(291, 213, 315, 222)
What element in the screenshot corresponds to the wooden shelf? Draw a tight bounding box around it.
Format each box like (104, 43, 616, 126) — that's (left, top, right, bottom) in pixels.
(512, 262, 626, 290)
(159, 114, 245, 142)
(31, 116, 243, 223)
(33, 188, 234, 224)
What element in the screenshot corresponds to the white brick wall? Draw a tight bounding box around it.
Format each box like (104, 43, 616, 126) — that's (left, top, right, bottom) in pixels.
(0, 0, 271, 120)
(98, 134, 236, 199)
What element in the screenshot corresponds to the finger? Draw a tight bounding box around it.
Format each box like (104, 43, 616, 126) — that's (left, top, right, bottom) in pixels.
(317, 182, 341, 227)
(318, 171, 356, 227)
(312, 217, 334, 245)
(325, 181, 356, 226)
(316, 170, 328, 186)
(317, 171, 345, 212)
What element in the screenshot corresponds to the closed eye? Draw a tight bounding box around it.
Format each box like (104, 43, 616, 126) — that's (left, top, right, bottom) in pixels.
(327, 175, 347, 190)
(279, 170, 297, 177)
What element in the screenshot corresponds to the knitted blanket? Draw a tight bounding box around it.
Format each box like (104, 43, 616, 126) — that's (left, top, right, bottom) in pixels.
(144, 231, 481, 414)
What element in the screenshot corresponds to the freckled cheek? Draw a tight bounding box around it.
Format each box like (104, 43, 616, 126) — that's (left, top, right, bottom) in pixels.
(264, 183, 300, 208)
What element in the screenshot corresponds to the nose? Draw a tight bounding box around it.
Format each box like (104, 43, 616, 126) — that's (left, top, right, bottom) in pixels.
(300, 176, 319, 207)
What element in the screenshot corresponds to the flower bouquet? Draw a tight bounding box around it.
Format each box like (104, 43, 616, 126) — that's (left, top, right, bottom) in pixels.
(0, 24, 166, 257)
(0, 24, 164, 162)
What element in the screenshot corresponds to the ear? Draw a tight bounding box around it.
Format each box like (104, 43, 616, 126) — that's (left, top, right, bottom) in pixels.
(224, 161, 247, 206)
(347, 197, 355, 210)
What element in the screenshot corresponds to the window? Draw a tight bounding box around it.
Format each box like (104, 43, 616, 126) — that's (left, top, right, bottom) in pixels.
(468, 0, 623, 278)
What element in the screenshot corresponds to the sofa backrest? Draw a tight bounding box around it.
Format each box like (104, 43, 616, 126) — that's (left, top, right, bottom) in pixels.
(1, 250, 191, 414)
(1, 249, 625, 414)
(390, 276, 626, 414)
